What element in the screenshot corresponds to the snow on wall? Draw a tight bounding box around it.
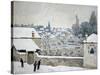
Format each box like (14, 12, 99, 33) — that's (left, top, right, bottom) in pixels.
(38, 55, 83, 59)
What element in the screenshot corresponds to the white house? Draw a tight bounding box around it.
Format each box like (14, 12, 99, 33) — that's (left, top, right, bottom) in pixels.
(83, 33, 97, 68)
(11, 27, 41, 64)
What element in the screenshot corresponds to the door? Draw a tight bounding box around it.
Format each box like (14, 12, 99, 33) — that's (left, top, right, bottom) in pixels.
(27, 51, 34, 64)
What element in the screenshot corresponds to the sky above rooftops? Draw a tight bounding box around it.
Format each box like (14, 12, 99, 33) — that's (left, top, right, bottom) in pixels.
(13, 1, 97, 28)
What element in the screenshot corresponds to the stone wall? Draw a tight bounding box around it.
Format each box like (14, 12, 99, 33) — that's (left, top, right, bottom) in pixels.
(41, 58, 83, 67)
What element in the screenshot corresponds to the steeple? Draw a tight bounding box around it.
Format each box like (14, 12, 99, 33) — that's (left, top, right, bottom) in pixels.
(48, 21, 51, 32)
(75, 15, 79, 26)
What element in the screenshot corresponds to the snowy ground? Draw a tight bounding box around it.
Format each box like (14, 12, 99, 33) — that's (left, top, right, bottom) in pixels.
(13, 61, 86, 74)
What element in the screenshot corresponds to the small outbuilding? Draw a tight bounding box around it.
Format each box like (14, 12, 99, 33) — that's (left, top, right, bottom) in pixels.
(83, 33, 97, 68)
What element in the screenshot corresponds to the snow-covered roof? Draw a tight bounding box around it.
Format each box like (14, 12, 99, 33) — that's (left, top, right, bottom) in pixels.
(84, 33, 97, 42)
(12, 27, 41, 38)
(13, 39, 40, 51)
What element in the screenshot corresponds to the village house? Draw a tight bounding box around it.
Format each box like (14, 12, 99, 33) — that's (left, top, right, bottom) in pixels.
(11, 27, 41, 64)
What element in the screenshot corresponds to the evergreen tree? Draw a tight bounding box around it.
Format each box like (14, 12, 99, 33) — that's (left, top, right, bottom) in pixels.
(89, 11, 97, 34)
(78, 11, 97, 37)
(79, 22, 90, 37)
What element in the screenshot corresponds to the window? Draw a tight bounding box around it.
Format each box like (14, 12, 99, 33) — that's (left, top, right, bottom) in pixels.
(90, 48, 94, 54)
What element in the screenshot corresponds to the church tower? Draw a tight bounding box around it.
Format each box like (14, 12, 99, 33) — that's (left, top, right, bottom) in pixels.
(72, 15, 80, 36)
(75, 15, 79, 26)
(48, 21, 51, 32)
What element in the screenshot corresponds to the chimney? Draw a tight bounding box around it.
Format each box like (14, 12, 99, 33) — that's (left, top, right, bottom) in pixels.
(85, 34, 88, 42)
(32, 32, 34, 38)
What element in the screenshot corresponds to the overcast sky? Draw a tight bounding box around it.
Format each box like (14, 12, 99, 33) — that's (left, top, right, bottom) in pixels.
(13, 1, 97, 28)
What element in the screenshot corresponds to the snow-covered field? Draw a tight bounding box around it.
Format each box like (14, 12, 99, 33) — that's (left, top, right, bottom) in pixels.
(13, 62, 86, 74)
